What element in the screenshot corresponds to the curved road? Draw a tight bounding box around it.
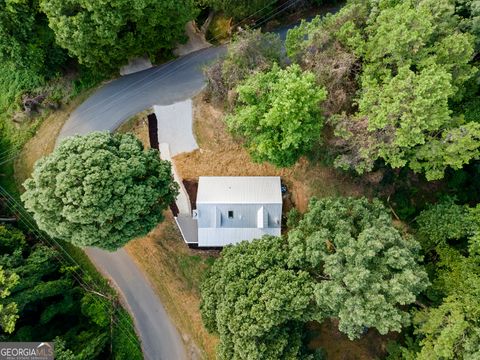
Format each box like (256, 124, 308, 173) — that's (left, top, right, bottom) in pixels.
(58, 46, 224, 142)
(58, 46, 224, 360)
(56, 15, 339, 360)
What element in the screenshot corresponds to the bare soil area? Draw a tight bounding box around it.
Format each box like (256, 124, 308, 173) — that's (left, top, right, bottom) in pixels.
(14, 91, 94, 188)
(308, 320, 397, 360)
(125, 213, 219, 360)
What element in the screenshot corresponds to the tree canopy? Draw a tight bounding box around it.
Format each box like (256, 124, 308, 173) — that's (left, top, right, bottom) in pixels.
(0, 223, 142, 358)
(288, 197, 429, 339)
(201, 197, 429, 358)
(0, 265, 19, 334)
(205, 29, 284, 103)
(226, 64, 327, 167)
(287, 0, 480, 180)
(0, 0, 66, 76)
(201, 236, 320, 360)
(40, 0, 197, 71)
(21, 132, 178, 250)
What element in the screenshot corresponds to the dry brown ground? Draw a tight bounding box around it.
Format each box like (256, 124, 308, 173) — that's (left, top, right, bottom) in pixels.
(14, 90, 94, 188)
(174, 94, 366, 212)
(125, 214, 219, 360)
(120, 116, 219, 359)
(308, 320, 396, 360)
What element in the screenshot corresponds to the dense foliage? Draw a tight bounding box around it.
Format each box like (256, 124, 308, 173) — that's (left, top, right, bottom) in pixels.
(40, 0, 197, 71)
(226, 64, 327, 167)
(0, 223, 142, 358)
(288, 197, 429, 339)
(0, 0, 66, 77)
(287, 0, 480, 180)
(201, 236, 319, 360)
(201, 197, 429, 358)
(21, 132, 178, 250)
(387, 200, 480, 359)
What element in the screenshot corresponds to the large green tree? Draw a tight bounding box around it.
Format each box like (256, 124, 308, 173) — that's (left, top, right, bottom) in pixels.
(337, 0, 480, 180)
(40, 0, 197, 71)
(412, 247, 480, 360)
(388, 200, 480, 359)
(288, 197, 429, 340)
(0, 0, 66, 76)
(289, 0, 480, 180)
(21, 132, 178, 250)
(200, 236, 320, 360)
(226, 64, 327, 167)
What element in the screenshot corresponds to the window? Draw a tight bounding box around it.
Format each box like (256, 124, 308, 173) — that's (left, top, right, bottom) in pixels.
(228, 210, 234, 219)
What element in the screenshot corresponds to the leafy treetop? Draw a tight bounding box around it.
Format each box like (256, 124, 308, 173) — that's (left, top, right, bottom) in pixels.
(40, 0, 197, 71)
(226, 63, 327, 167)
(21, 132, 178, 250)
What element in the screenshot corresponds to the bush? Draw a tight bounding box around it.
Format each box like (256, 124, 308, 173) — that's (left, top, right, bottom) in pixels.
(226, 64, 327, 167)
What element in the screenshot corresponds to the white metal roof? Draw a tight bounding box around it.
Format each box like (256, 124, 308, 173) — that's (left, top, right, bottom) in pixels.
(196, 176, 282, 204)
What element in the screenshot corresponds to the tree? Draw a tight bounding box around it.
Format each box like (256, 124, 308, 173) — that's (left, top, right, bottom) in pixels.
(412, 247, 480, 360)
(285, 4, 367, 116)
(21, 132, 178, 250)
(416, 199, 480, 253)
(40, 0, 197, 71)
(201, 197, 429, 356)
(0, 266, 19, 334)
(287, 197, 429, 339)
(303, 0, 480, 180)
(416, 199, 471, 251)
(226, 64, 327, 167)
(200, 236, 319, 360)
(0, 0, 67, 76)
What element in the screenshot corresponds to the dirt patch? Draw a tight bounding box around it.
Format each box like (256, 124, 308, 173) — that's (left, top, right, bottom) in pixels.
(307, 319, 397, 360)
(183, 179, 198, 210)
(174, 93, 367, 212)
(125, 213, 219, 360)
(116, 109, 151, 147)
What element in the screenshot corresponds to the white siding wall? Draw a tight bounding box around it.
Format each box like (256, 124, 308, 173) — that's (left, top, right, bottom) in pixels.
(198, 228, 281, 247)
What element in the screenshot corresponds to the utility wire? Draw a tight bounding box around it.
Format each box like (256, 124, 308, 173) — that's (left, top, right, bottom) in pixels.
(0, 187, 147, 359)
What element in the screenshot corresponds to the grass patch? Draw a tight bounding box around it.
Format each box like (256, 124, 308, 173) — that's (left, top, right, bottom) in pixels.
(14, 88, 96, 188)
(4, 67, 143, 359)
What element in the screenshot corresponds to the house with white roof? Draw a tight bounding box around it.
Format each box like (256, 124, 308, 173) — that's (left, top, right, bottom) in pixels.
(176, 176, 282, 247)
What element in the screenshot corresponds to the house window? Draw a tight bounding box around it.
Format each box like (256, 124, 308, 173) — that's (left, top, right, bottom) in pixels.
(228, 210, 234, 219)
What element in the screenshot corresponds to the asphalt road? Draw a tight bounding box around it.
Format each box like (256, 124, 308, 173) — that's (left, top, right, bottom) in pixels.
(58, 47, 226, 360)
(86, 248, 186, 360)
(56, 11, 342, 359)
(57, 46, 224, 142)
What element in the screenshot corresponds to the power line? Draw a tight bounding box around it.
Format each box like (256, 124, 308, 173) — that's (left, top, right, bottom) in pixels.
(60, 0, 300, 131)
(0, 187, 148, 359)
(1, 0, 301, 169)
